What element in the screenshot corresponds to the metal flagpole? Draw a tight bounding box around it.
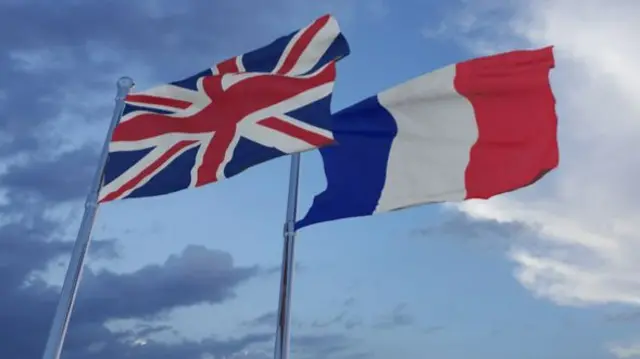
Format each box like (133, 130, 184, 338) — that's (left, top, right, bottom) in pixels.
(274, 153, 301, 359)
(41, 76, 135, 359)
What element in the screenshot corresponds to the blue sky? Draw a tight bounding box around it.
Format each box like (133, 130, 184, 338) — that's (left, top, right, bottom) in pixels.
(2, 0, 640, 358)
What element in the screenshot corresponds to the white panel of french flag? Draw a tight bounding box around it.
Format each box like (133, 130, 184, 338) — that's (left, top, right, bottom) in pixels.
(297, 46, 558, 229)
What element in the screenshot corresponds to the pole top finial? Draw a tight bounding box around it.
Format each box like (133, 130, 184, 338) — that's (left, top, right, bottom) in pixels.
(117, 76, 135, 89)
(116, 76, 135, 99)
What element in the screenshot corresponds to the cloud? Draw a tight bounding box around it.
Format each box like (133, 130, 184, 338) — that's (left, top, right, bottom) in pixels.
(261, 261, 307, 277)
(606, 311, 640, 323)
(1, 145, 99, 203)
(0, 143, 264, 356)
(75, 245, 258, 322)
(243, 311, 278, 328)
(293, 334, 361, 359)
(343, 296, 356, 307)
(422, 325, 445, 335)
(311, 311, 348, 328)
(373, 303, 414, 330)
(609, 341, 640, 359)
(344, 318, 364, 330)
(0, 235, 261, 358)
(294, 297, 364, 331)
(422, 0, 640, 308)
(245, 307, 363, 332)
(411, 210, 533, 253)
(64, 332, 275, 359)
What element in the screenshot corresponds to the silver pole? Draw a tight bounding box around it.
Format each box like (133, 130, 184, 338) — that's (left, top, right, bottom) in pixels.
(41, 77, 135, 359)
(274, 153, 301, 359)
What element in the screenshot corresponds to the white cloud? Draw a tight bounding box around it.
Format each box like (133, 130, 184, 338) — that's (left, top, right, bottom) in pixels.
(429, 0, 640, 307)
(609, 341, 640, 359)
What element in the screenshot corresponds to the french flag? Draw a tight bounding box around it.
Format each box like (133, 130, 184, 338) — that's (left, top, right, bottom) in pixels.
(297, 46, 558, 229)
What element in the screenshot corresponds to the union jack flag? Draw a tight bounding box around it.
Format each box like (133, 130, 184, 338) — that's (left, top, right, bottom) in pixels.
(99, 15, 349, 202)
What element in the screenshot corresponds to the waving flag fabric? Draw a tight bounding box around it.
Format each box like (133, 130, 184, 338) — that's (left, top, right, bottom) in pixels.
(297, 47, 558, 229)
(100, 14, 349, 203)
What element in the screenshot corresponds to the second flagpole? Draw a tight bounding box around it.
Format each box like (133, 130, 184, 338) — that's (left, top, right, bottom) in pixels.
(274, 153, 301, 359)
(41, 77, 135, 359)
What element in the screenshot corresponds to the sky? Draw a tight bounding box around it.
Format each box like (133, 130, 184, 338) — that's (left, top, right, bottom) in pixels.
(1, 0, 639, 358)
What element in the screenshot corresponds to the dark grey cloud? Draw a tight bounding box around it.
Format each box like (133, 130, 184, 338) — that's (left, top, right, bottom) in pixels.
(343, 296, 356, 307)
(413, 212, 529, 240)
(344, 318, 364, 330)
(422, 325, 445, 335)
(293, 334, 356, 359)
(293, 333, 374, 359)
(373, 303, 445, 336)
(312, 311, 347, 328)
(131, 323, 176, 338)
(0, 241, 261, 358)
(75, 245, 258, 322)
(374, 303, 414, 330)
(244, 311, 278, 328)
(605, 310, 640, 323)
(262, 261, 307, 277)
(245, 307, 365, 333)
(411, 211, 607, 274)
(289, 297, 364, 330)
(410, 211, 536, 253)
(0, 199, 116, 293)
(64, 331, 275, 359)
(0, 144, 99, 203)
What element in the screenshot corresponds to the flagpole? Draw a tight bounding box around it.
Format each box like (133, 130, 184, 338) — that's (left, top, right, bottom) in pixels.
(41, 76, 135, 359)
(274, 153, 301, 359)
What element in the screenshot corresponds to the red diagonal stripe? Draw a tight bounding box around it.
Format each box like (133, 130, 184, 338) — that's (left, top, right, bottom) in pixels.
(229, 61, 337, 121)
(216, 57, 240, 74)
(195, 126, 237, 186)
(100, 140, 197, 203)
(126, 94, 192, 110)
(277, 14, 331, 75)
(258, 117, 333, 147)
